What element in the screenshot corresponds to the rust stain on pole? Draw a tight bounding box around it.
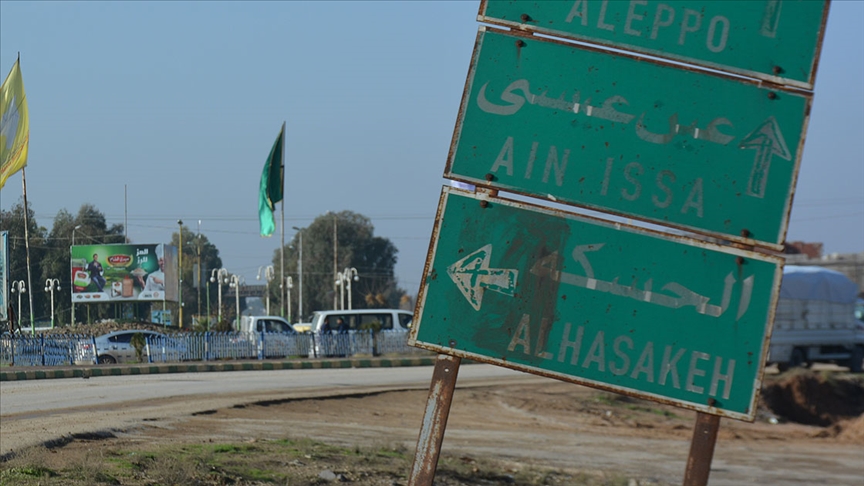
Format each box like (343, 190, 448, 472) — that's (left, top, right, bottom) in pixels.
(407, 354, 461, 486)
(683, 411, 721, 486)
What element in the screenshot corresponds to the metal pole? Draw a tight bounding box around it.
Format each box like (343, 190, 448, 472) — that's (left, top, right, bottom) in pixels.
(347, 268, 358, 310)
(50, 284, 55, 327)
(217, 275, 223, 323)
(21, 168, 35, 334)
(337, 272, 345, 310)
(45, 278, 59, 328)
(683, 412, 721, 486)
(408, 354, 462, 486)
(332, 213, 338, 310)
(71, 225, 81, 326)
(206, 272, 211, 331)
(286, 276, 293, 323)
(280, 121, 286, 318)
(292, 226, 303, 321)
(233, 276, 241, 328)
(12, 281, 25, 333)
(178, 220, 183, 328)
(197, 220, 201, 322)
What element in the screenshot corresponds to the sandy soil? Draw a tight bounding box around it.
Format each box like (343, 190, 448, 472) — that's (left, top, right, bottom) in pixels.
(15, 368, 861, 486)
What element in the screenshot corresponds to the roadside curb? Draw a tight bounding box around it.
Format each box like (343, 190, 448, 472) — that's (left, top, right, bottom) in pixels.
(0, 356, 438, 382)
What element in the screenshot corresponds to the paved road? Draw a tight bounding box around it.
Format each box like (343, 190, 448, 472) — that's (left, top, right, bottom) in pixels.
(0, 363, 536, 453)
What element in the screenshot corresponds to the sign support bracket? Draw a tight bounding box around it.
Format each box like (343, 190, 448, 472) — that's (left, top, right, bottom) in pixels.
(407, 353, 461, 486)
(683, 411, 721, 485)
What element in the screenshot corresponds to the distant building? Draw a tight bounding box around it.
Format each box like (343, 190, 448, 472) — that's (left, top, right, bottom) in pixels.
(785, 243, 864, 296)
(785, 241, 824, 259)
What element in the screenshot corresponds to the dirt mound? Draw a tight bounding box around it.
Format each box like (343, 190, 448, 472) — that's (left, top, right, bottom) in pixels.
(761, 369, 864, 426)
(837, 415, 864, 442)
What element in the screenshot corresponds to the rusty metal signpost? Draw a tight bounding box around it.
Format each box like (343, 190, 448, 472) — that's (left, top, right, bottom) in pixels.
(408, 1, 829, 485)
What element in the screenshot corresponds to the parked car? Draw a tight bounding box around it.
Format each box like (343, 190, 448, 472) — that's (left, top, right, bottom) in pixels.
(76, 330, 184, 365)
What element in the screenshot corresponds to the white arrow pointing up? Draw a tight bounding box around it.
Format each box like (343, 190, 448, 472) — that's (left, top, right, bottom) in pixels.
(447, 244, 518, 311)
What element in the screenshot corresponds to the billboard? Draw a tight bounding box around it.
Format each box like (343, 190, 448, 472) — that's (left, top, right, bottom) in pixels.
(71, 243, 178, 303)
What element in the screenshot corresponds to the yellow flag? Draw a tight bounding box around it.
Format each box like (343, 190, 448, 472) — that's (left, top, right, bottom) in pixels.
(0, 59, 30, 189)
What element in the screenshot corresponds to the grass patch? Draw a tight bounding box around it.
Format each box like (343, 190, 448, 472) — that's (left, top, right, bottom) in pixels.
(0, 436, 669, 485)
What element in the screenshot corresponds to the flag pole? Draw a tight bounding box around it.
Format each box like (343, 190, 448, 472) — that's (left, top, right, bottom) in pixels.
(279, 121, 286, 318)
(21, 168, 35, 334)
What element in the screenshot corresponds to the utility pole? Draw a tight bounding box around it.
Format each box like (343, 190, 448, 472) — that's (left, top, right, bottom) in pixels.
(332, 212, 338, 310)
(178, 220, 183, 328)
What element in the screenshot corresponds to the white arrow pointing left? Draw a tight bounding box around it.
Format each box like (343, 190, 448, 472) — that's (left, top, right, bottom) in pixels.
(447, 244, 518, 311)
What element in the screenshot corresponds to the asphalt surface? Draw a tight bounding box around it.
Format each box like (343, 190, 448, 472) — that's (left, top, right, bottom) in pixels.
(0, 355, 437, 382)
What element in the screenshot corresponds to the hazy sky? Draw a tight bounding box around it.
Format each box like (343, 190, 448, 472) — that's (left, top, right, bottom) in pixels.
(1, 1, 862, 299)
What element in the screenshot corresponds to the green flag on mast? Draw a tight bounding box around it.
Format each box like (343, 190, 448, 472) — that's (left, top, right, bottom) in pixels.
(258, 125, 284, 237)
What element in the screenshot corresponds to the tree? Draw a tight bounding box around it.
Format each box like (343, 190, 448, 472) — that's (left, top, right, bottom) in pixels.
(170, 224, 223, 328)
(40, 204, 126, 325)
(274, 210, 405, 320)
(0, 199, 47, 328)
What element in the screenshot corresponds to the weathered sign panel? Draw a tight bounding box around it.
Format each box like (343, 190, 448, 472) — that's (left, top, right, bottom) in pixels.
(410, 187, 783, 420)
(478, 0, 829, 90)
(445, 27, 811, 249)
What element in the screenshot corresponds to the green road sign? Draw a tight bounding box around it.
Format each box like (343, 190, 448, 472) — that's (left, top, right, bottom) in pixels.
(479, 0, 828, 90)
(410, 187, 782, 420)
(445, 27, 811, 249)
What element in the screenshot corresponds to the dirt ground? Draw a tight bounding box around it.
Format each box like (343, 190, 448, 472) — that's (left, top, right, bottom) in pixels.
(6, 367, 862, 485)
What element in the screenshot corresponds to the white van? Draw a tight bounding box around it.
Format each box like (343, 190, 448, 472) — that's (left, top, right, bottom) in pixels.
(310, 309, 413, 333)
(309, 309, 413, 357)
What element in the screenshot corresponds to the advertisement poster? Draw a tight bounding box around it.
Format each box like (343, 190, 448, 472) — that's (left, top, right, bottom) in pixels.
(70, 243, 178, 303)
(0, 231, 7, 321)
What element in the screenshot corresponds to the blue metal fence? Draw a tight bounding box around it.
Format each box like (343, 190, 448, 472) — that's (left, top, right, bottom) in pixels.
(0, 334, 96, 367)
(1, 330, 427, 367)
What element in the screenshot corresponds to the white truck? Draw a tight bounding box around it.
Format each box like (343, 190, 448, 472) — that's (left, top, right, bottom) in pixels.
(236, 315, 297, 335)
(233, 315, 307, 358)
(769, 266, 863, 372)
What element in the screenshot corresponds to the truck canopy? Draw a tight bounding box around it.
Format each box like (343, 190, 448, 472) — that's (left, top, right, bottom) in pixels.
(780, 266, 859, 304)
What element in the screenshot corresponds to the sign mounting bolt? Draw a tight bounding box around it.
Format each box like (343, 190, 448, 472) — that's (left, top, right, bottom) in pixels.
(520, 13, 532, 22)
(772, 66, 782, 74)
(740, 229, 751, 238)
(515, 40, 525, 48)
(767, 92, 777, 100)
(485, 173, 494, 181)
(480, 200, 489, 208)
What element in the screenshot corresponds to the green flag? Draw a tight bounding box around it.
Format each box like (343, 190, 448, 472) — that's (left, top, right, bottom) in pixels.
(258, 125, 284, 237)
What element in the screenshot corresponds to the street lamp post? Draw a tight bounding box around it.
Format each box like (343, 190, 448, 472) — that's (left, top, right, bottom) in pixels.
(210, 268, 229, 324)
(197, 220, 202, 322)
(257, 265, 275, 315)
(228, 275, 243, 328)
(291, 226, 304, 322)
(335, 268, 359, 311)
(285, 276, 293, 323)
(177, 220, 183, 328)
(44, 278, 61, 328)
(11, 281, 25, 333)
(344, 268, 359, 310)
(71, 225, 81, 326)
(334, 275, 344, 310)
(332, 212, 338, 310)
